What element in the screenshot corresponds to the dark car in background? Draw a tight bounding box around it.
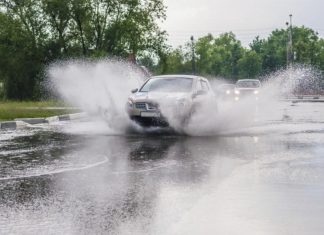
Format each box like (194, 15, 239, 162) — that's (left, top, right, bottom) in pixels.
(216, 84, 235, 100)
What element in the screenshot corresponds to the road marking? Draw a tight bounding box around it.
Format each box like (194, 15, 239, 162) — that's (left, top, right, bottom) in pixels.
(0, 157, 109, 181)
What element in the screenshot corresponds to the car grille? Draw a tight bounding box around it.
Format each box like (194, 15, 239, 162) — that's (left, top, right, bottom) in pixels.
(135, 102, 159, 110)
(135, 102, 147, 110)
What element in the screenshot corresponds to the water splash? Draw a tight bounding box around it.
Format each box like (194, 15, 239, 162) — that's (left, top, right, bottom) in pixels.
(48, 59, 147, 133)
(261, 65, 323, 98)
(48, 60, 323, 136)
(181, 65, 323, 135)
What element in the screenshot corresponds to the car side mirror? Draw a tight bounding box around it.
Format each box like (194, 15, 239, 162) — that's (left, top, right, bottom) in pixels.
(131, 88, 138, 93)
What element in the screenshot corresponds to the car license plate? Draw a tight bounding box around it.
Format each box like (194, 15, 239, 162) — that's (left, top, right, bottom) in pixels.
(141, 112, 160, 118)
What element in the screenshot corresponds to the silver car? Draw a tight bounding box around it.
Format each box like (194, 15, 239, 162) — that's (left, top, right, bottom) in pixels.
(126, 75, 215, 127)
(234, 79, 261, 101)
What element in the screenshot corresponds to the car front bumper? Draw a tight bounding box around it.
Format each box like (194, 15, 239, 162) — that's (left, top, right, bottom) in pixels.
(126, 100, 191, 127)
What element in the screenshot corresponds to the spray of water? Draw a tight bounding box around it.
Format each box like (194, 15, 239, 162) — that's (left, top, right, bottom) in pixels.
(48, 60, 322, 136)
(48, 59, 148, 133)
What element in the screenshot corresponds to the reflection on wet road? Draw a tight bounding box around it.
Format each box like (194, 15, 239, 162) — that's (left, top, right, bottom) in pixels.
(1, 102, 324, 235)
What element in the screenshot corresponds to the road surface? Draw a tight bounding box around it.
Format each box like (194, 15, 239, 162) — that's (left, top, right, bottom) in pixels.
(0, 102, 324, 235)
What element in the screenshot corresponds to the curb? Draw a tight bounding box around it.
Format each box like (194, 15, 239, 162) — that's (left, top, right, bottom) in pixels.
(1, 112, 87, 130)
(283, 95, 324, 103)
(15, 118, 48, 125)
(46, 116, 59, 123)
(0, 121, 29, 130)
(58, 114, 71, 121)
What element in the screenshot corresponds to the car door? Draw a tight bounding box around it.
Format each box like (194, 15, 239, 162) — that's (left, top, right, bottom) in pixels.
(191, 79, 207, 111)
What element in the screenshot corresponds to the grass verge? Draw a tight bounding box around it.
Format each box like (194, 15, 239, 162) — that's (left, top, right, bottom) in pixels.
(0, 101, 79, 121)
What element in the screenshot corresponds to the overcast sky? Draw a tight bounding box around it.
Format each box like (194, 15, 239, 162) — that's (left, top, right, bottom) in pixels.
(161, 0, 324, 47)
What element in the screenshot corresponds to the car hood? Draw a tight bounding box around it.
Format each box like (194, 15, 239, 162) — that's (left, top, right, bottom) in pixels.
(235, 88, 259, 91)
(130, 92, 190, 103)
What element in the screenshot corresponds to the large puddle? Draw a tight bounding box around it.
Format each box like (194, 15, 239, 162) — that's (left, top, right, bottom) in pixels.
(1, 102, 324, 234)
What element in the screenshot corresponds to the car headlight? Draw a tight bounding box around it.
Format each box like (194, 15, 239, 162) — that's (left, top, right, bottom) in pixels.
(234, 90, 240, 95)
(226, 90, 231, 95)
(128, 99, 134, 108)
(254, 90, 259, 95)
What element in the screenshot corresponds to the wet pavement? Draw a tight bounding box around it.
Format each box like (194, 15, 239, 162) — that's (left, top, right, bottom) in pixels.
(0, 102, 324, 235)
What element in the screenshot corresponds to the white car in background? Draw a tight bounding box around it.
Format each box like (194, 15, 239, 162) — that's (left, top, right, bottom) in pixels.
(126, 75, 216, 127)
(234, 79, 261, 101)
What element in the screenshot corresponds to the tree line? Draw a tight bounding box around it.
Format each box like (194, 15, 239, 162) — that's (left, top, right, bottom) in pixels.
(1, 0, 324, 100)
(150, 27, 324, 80)
(0, 0, 167, 100)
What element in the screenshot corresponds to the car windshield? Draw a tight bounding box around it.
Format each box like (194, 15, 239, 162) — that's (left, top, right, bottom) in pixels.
(140, 77, 193, 93)
(236, 80, 261, 88)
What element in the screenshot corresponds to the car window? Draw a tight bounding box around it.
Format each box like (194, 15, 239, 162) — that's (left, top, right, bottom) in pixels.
(201, 81, 209, 91)
(140, 77, 193, 93)
(196, 80, 202, 91)
(236, 80, 261, 88)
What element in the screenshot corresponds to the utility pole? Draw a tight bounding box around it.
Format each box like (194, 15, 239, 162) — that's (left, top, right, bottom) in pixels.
(190, 36, 196, 75)
(286, 14, 293, 69)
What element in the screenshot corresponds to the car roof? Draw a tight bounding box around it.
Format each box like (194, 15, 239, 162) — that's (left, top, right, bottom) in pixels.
(152, 74, 205, 80)
(236, 79, 261, 82)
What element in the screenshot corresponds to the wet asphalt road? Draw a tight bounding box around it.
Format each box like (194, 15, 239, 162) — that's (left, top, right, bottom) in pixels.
(0, 102, 324, 235)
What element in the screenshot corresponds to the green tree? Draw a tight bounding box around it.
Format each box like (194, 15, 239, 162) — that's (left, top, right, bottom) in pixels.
(0, 0, 167, 100)
(293, 26, 319, 64)
(251, 29, 287, 73)
(42, 0, 72, 56)
(103, 0, 167, 57)
(0, 12, 43, 99)
(195, 34, 214, 75)
(237, 50, 262, 78)
(250, 26, 322, 73)
(315, 39, 324, 71)
(158, 47, 188, 74)
(209, 32, 244, 78)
